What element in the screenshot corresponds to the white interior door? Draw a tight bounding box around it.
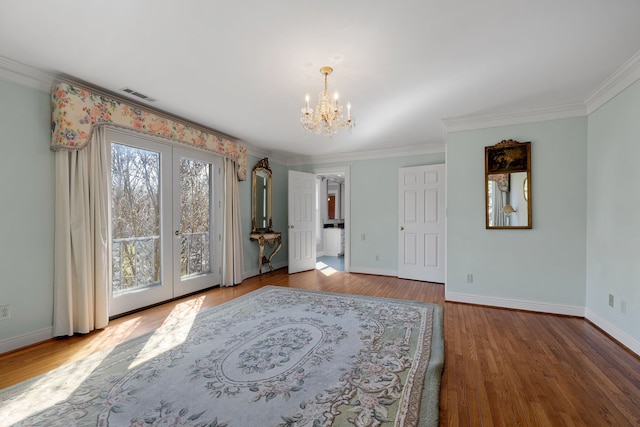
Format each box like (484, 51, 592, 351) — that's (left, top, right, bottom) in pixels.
(288, 170, 316, 274)
(398, 164, 446, 282)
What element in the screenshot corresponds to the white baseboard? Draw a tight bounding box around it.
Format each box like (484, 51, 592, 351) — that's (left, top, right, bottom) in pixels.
(244, 262, 397, 279)
(243, 260, 288, 280)
(585, 309, 640, 357)
(348, 266, 398, 277)
(322, 251, 342, 257)
(445, 290, 586, 317)
(0, 327, 53, 355)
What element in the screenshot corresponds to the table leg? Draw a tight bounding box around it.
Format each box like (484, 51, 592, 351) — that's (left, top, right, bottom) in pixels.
(257, 236, 265, 275)
(265, 236, 282, 272)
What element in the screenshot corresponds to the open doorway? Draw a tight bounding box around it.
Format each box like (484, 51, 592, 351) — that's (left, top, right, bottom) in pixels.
(314, 167, 350, 273)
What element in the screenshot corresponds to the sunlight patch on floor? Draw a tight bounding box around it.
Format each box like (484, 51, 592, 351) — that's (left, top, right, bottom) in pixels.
(0, 297, 207, 424)
(316, 261, 338, 276)
(128, 295, 204, 369)
(80, 316, 144, 356)
(0, 350, 110, 422)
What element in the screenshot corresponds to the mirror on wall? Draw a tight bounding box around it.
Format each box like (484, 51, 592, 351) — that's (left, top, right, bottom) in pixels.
(319, 176, 344, 225)
(327, 179, 343, 221)
(485, 140, 531, 229)
(252, 158, 272, 232)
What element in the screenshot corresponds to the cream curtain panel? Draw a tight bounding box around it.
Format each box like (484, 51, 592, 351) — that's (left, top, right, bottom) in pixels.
(223, 158, 244, 286)
(53, 127, 110, 336)
(490, 180, 506, 227)
(53, 128, 246, 335)
(51, 82, 248, 336)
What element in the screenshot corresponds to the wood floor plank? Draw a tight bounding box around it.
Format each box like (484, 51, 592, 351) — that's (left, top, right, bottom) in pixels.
(1, 268, 640, 426)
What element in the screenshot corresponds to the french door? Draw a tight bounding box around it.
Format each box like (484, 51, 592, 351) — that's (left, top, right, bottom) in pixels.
(108, 129, 222, 316)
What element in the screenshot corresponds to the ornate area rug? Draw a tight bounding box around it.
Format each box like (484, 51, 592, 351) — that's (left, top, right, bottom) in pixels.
(0, 286, 444, 427)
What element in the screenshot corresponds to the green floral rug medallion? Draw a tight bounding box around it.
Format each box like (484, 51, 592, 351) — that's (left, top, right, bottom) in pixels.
(0, 286, 444, 427)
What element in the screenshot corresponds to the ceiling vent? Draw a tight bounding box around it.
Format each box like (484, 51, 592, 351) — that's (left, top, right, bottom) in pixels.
(120, 87, 156, 102)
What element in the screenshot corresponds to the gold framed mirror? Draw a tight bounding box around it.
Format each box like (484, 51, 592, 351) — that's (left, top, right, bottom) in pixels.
(252, 158, 272, 232)
(485, 140, 531, 229)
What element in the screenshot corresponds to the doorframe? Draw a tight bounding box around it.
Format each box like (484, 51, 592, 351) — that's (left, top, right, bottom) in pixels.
(313, 166, 350, 273)
(106, 127, 223, 317)
(397, 163, 446, 283)
(172, 146, 223, 298)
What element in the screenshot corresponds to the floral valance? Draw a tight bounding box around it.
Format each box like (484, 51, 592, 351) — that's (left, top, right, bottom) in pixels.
(488, 173, 509, 192)
(51, 82, 247, 180)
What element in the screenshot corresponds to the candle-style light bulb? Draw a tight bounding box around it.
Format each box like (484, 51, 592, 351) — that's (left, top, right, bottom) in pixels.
(305, 94, 310, 109)
(347, 102, 351, 120)
(334, 91, 339, 101)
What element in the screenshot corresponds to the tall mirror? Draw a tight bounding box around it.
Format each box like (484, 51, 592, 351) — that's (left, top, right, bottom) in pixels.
(326, 178, 344, 222)
(252, 158, 272, 232)
(485, 140, 531, 229)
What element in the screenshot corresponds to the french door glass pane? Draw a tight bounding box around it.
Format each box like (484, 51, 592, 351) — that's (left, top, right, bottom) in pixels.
(179, 158, 211, 279)
(111, 143, 161, 294)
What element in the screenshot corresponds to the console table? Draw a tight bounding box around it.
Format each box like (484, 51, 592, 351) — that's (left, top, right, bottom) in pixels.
(249, 231, 282, 274)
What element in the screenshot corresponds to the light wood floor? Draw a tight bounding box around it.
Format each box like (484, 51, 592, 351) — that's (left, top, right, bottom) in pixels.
(1, 269, 639, 426)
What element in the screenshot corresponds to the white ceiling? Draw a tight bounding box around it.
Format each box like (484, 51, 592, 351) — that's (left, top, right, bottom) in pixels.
(2, 0, 640, 160)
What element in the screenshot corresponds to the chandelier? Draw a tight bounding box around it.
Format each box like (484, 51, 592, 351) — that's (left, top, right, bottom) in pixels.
(301, 66, 353, 136)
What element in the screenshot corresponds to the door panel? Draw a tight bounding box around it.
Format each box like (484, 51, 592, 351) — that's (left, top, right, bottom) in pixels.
(398, 164, 445, 282)
(288, 171, 316, 274)
(173, 148, 221, 297)
(109, 130, 173, 316)
(425, 234, 439, 267)
(404, 234, 417, 265)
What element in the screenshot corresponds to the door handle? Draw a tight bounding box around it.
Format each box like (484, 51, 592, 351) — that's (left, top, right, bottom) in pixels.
(175, 230, 180, 236)
(400, 226, 404, 230)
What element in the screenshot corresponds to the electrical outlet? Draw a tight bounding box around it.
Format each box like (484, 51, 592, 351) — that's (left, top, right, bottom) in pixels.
(609, 294, 614, 307)
(0, 304, 10, 320)
(466, 274, 473, 284)
(621, 300, 627, 314)
(375, 255, 379, 261)
(361, 234, 365, 241)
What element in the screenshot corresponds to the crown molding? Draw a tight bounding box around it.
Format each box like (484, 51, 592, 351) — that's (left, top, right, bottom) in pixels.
(442, 101, 587, 134)
(443, 48, 640, 133)
(8, 46, 638, 158)
(585, 49, 640, 114)
(245, 142, 443, 167)
(245, 144, 271, 160)
(0, 56, 55, 92)
(244, 144, 288, 166)
(285, 143, 445, 167)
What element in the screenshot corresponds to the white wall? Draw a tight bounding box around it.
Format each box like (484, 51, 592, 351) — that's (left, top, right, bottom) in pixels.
(293, 153, 445, 275)
(446, 117, 588, 314)
(2, 72, 639, 357)
(0, 86, 288, 349)
(586, 79, 640, 353)
(241, 155, 289, 277)
(0, 80, 54, 350)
